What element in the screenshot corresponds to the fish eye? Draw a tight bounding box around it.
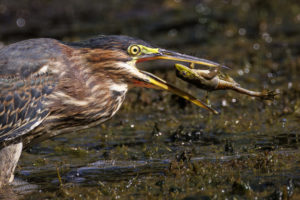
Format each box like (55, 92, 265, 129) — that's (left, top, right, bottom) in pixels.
(128, 45, 141, 56)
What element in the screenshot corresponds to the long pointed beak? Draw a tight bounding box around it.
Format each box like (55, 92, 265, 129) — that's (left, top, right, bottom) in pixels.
(137, 49, 226, 68)
(136, 70, 218, 114)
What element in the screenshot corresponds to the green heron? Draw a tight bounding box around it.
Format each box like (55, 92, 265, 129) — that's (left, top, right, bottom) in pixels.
(0, 35, 220, 187)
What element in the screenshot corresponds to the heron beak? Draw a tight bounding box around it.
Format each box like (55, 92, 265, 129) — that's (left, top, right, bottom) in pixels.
(131, 47, 219, 114)
(138, 70, 219, 114)
(137, 48, 226, 68)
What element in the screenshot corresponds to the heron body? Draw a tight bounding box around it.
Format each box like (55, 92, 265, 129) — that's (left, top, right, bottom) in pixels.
(0, 35, 220, 187)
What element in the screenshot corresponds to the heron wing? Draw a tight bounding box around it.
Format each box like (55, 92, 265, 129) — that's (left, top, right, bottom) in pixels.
(0, 39, 62, 148)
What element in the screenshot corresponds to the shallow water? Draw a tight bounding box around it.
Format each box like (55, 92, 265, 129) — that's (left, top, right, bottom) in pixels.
(0, 0, 300, 199)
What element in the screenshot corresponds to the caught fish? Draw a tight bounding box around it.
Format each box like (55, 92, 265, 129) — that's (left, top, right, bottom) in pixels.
(175, 63, 276, 100)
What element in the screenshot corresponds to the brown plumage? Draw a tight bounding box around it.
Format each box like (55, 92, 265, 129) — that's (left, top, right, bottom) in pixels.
(0, 35, 221, 187)
(1, 38, 128, 148)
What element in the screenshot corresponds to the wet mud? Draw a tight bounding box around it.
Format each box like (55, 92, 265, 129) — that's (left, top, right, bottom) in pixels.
(0, 0, 299, 199)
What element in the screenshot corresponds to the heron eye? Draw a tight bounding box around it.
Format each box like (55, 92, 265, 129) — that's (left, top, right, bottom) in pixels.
(128, 45, 141, 56)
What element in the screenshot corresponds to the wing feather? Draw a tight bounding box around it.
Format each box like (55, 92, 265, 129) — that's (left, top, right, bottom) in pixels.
(0, 75, 56, 148)
(0, 38, 63, 148)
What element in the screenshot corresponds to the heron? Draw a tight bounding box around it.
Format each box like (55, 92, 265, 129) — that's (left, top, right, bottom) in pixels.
(0, 35, 220, 187)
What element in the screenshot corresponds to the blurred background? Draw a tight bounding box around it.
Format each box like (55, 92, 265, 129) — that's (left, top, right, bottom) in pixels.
(0, 0, 300, 199)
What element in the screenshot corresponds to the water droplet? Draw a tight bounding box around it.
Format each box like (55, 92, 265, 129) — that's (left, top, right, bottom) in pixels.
(262, 32, 269, 38)
(16, 17, 26, 28)
(267, 73, 273, 78)
(222, 99, 228, 107)
(253, 43, 260, 50)
(262, 33, 272, 43)
(265, 36, 272, 43)
(238, 28, 246, 36)
(237, 69, 244, 76)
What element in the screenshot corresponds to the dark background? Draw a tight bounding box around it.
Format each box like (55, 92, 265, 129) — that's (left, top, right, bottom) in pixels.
(0, 0, 300, 199)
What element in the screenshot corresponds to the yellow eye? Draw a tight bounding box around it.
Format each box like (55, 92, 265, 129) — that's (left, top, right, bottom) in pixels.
(128, 45, 141, 56)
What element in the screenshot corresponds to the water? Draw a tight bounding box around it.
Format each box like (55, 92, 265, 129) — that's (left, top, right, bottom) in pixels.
(0, 0, 299, 199)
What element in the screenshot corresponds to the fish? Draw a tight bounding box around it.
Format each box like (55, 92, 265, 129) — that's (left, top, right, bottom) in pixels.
(175, 63, 276, 100)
